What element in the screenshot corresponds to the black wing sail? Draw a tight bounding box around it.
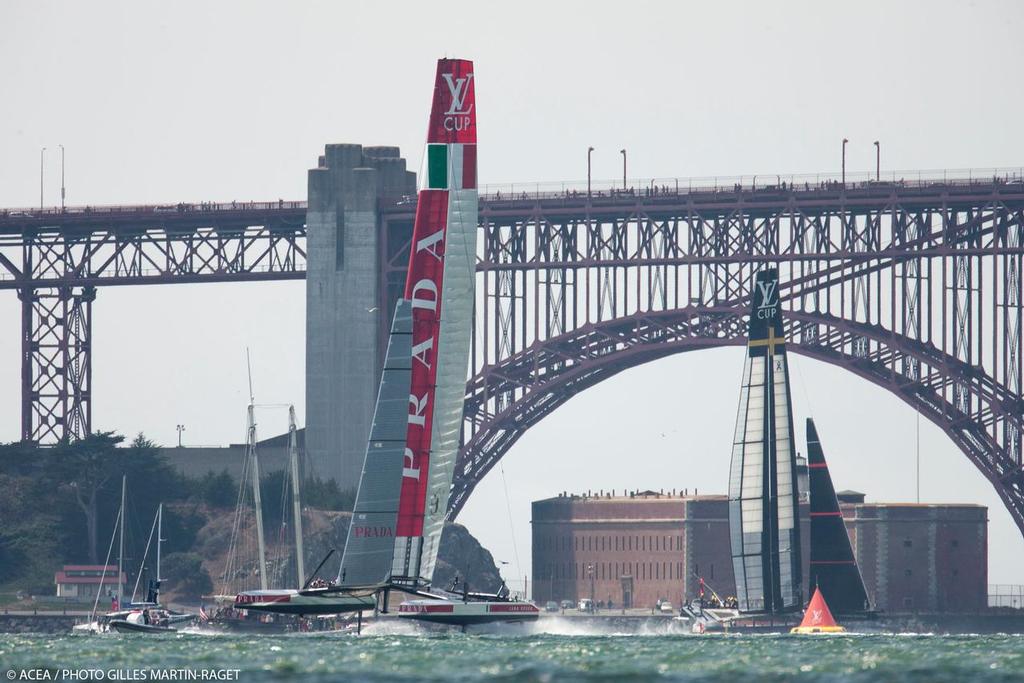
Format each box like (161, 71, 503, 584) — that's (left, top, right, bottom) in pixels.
(806, 418, 870, 614)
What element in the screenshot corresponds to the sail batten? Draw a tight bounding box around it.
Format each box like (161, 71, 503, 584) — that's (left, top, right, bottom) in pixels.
(729, 269, 803, 613)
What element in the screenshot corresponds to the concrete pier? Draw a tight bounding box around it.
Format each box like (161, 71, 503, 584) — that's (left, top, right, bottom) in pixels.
(304, 144, 415, 487)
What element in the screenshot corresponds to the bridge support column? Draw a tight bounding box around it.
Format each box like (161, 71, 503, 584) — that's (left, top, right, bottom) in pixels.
(19, 284, 94, 443)
(304, 144, 415, 487)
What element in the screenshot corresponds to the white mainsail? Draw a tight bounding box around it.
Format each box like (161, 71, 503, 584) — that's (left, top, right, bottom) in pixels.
(338, 300, 413, 586)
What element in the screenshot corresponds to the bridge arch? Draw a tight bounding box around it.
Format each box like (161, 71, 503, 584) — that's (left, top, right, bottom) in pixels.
(450, 306, 1024, 536)
(437, 182, 1024, 538)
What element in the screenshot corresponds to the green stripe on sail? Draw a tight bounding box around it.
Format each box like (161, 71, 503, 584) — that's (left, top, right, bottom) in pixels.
(427, 144, 448, 189)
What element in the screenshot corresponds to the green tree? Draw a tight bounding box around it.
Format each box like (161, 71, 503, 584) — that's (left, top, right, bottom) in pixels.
(161, 506, 206, 556)
(195, 470, 236, 508)
(303, 477, 355, 511)
(0, 433, 190, 592)
(46, 432, 127, 564)
(0, 472, 63, 591)
(160, 552, 212, 600)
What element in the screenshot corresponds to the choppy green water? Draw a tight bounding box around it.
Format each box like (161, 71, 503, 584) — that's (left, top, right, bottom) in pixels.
(2, 629, 1024, 682)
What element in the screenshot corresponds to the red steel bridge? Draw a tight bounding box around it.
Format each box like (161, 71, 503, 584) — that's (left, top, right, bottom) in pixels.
(1, 170, 1023, 535)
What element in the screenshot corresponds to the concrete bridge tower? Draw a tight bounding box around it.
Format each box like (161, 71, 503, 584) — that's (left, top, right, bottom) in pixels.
(305, 144, 415, 488)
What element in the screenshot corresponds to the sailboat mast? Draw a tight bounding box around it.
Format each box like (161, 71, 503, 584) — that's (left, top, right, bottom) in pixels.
(156, 503, 163, 582)
(249, 402, 268, 591)
(288, 406, 306, 585)
(118, 474, 126, 603)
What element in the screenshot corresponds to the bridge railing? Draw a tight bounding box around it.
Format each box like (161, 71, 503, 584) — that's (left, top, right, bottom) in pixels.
(2, 167, 1023, 218)
(0, 199, 308, 219)
(989, 585, 1024, 609)
(476, 167, 1024, 202)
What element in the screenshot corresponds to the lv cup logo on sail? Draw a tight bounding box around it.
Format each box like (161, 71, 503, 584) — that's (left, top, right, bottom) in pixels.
(442, 73, 474, 131)
(756, 279, 779, 319)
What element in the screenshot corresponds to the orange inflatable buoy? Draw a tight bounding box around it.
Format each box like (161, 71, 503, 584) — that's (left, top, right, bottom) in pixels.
(790, 587, 846, 634)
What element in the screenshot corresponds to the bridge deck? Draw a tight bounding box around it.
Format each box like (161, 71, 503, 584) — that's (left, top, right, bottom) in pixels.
(2, 173, 1023, 236)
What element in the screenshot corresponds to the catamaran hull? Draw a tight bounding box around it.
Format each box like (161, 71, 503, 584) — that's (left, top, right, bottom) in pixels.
(398, 599, 539, 626)
(108, 620, 177, 634)
(235, 589, 375, 616)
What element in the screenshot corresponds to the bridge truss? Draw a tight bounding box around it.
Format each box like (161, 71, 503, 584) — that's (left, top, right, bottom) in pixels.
(2, 176, 1023, 538)
(383, 178, 1024, 535)
(0, 203, 306, 443)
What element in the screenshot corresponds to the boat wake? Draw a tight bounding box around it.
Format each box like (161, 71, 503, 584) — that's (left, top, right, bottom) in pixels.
(177, 625, 230, 636)
(520, 617, 670, 638)
(358, 619, 430, 637)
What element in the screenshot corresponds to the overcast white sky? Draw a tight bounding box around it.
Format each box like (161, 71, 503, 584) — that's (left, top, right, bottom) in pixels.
(1, 0, 1022, 586)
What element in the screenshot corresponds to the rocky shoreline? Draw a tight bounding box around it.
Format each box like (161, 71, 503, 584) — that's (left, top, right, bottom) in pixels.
(0, 613, 85, 634)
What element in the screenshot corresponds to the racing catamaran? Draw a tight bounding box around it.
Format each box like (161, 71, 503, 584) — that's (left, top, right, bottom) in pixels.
(729, 267, 803, 615)
(681, 271, 871, 632)
(235, 58, 538, 626)
(387, 57, 535, 626)
(681, 268, 803, 631)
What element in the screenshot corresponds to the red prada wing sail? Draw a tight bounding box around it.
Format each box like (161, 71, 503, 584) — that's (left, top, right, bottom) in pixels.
(426, 59, 476, 145)
(394, 59, 478, 585)
(396, 193, 448, 537)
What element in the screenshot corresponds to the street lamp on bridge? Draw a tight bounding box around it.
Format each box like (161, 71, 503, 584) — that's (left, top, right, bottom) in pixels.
(874, 140, 880, 182)
(587, 146, 594, 197)
(39, 147, 46, 211)
(841, 138, 848, 187)
(59, 144, 66, 211)
(620, 149, 627, 190)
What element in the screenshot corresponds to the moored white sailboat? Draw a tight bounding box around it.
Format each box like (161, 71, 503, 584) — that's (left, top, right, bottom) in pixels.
(108, 503, 197, 633)
(210, 403, 362, 625)
(74, 479, 193, 633)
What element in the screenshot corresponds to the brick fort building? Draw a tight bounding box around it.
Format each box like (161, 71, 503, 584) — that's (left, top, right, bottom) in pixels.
(531, 484, 987, 613)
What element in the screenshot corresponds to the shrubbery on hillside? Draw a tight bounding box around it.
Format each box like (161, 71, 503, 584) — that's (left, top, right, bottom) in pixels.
(159, 552, 212, 599)
(0, 433, 356, 594)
